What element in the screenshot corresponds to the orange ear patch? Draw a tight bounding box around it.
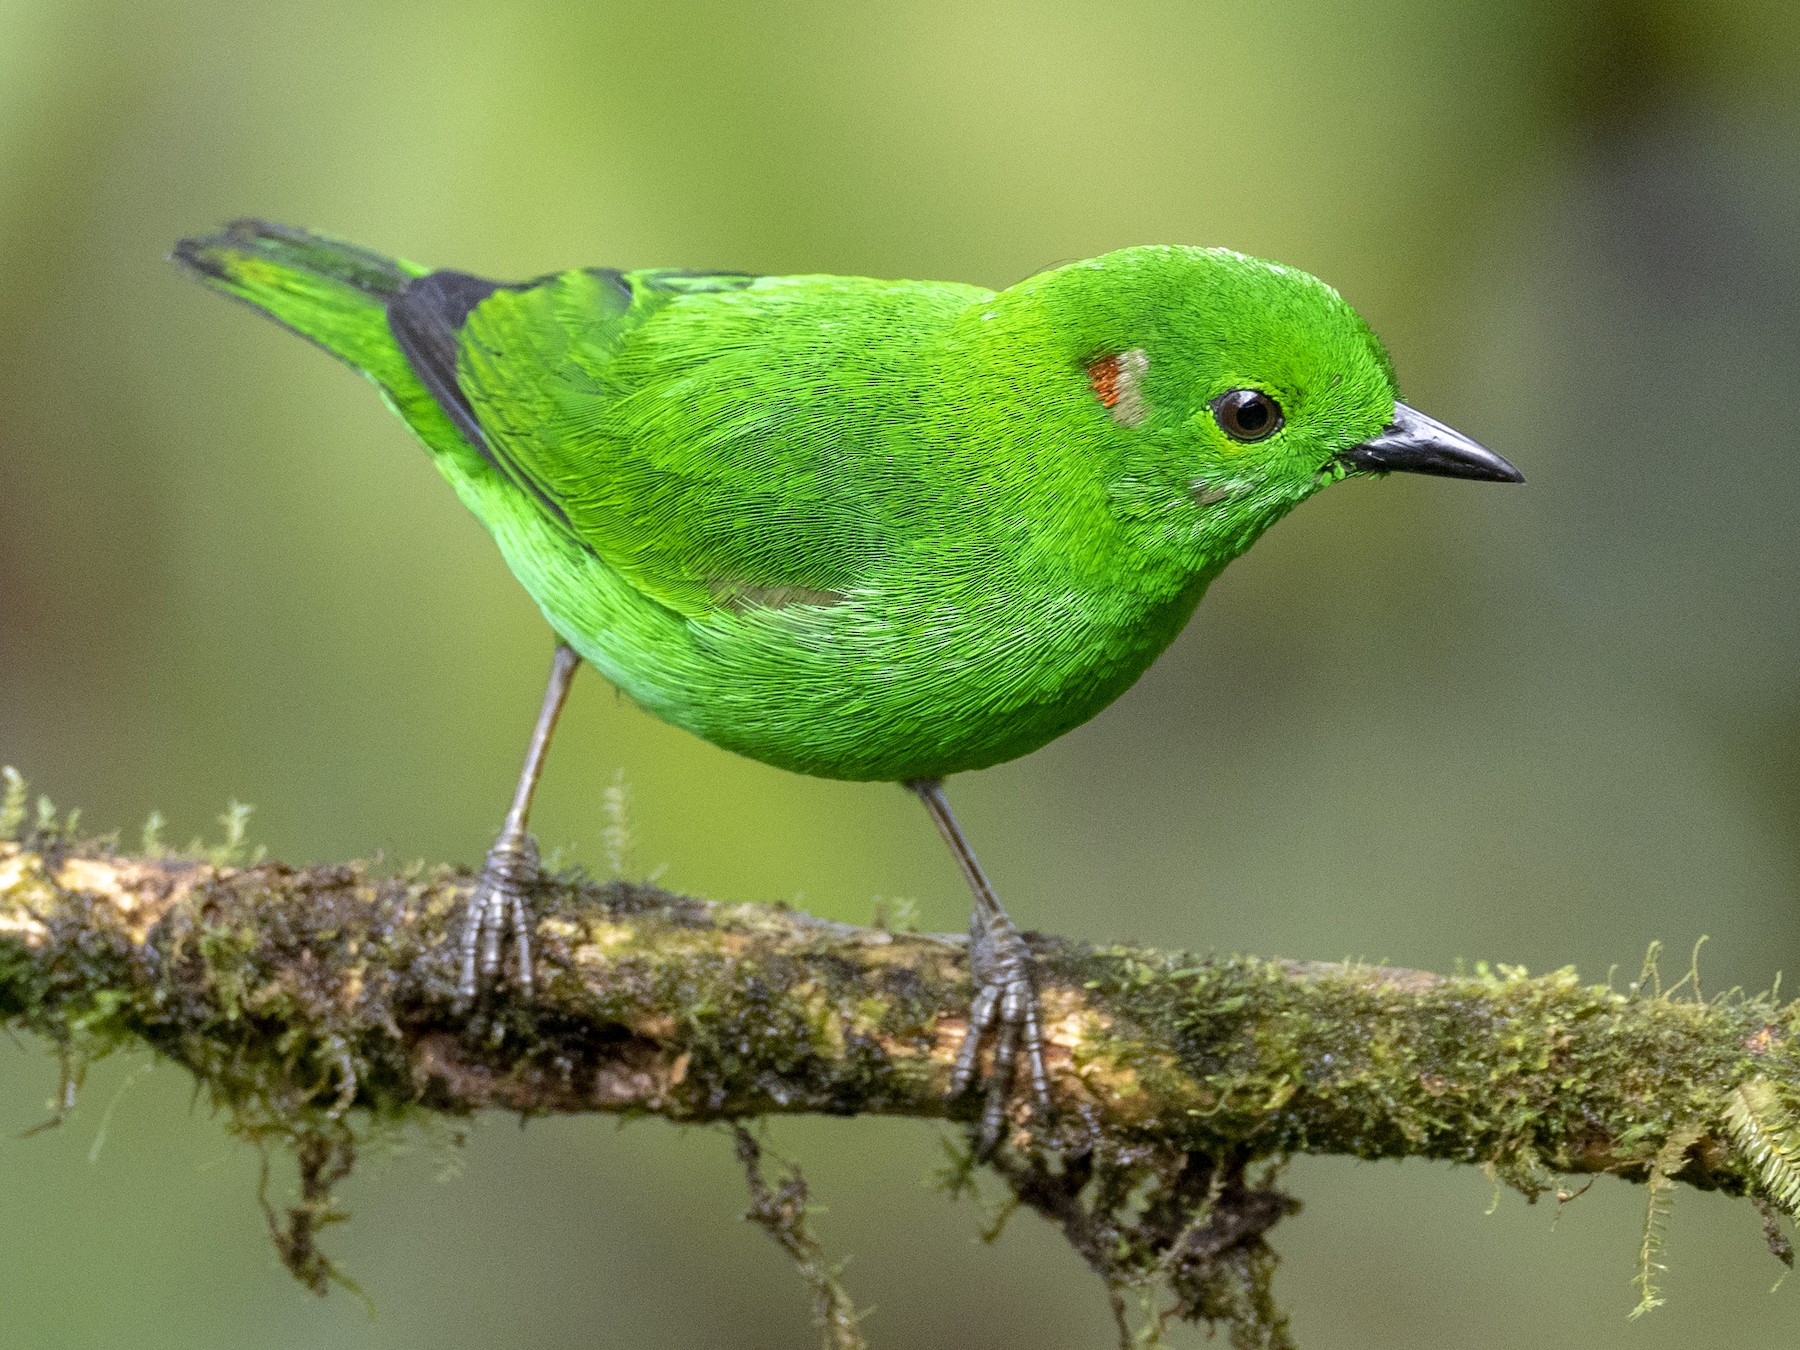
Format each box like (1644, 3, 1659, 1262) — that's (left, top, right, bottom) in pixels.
(1086, 348, 1149, 428)
(1088, 354, 1123, 408)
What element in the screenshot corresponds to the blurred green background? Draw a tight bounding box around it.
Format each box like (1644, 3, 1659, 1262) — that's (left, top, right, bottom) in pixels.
(4, 0, 1800, 1345)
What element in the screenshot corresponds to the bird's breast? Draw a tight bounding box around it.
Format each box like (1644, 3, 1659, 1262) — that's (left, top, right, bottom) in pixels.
(664, 561, 1209, 781)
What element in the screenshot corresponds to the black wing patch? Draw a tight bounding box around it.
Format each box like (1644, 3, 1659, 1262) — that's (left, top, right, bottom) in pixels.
(388, 270, 510, 451)
(387, 264, 757, 537)
(387, 269, 575, 529)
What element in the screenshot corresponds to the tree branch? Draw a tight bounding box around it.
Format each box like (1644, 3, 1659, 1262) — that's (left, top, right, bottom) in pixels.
(4, 815, 1798, 1347)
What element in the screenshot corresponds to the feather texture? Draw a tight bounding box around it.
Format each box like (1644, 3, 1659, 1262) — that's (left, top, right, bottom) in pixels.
(175, 228, 1403, 781)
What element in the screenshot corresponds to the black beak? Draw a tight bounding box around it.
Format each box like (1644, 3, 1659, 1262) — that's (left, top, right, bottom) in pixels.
(1338, 402, 1524, 483)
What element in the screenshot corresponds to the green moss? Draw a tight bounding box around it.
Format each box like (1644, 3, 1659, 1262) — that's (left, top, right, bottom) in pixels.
(0, 768, 27, 840)
(5, 825, 1799, 1342)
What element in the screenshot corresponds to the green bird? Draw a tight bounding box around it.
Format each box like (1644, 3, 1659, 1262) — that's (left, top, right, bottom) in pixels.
(174, 219, 1520, 1150)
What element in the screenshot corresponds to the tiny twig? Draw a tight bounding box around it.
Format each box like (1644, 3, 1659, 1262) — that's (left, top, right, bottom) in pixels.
(3, 814, 1798, 1344)
(733, 1126, 867, 1350)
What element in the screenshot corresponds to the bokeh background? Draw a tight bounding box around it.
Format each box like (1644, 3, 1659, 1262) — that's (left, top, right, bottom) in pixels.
(4, 1, 1800, 1346)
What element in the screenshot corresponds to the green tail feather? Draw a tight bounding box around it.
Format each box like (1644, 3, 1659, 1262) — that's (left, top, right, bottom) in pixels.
(172, 218, 427, 389)
(174, 220, 489, 473)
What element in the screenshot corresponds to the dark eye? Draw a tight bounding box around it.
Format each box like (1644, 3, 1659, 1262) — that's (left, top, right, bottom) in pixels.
(1212, 389, 1283, 442)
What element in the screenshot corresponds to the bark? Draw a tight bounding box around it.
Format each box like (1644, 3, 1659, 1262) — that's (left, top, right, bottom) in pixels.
(4, 821, 1797, 1348)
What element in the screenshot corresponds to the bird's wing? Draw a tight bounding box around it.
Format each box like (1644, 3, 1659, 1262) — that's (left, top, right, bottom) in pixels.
(404, 265, 956, 619)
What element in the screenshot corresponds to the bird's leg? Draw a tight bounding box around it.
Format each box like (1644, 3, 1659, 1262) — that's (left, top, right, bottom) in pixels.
(908, 778, 1050, 1155)
(456, 642, 581, 1005)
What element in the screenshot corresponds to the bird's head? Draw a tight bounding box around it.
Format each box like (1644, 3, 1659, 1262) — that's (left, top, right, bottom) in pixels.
(1016, 246, 1520, 563)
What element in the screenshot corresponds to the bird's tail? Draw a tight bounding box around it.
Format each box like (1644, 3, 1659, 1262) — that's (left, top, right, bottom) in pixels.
(172, 219, 492, 472)
(172, 218, 428, 395)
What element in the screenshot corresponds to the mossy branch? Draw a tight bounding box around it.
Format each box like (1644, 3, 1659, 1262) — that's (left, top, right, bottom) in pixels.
(3, 807, 1798, 1346)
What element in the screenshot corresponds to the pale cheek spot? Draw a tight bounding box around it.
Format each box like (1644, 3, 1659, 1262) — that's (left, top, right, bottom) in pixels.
(1190, 480, 1233, 506)
(1086, 347, 1150, 429)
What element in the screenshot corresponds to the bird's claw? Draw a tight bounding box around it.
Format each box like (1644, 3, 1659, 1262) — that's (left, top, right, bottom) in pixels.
(455, 827, 539, 1005)
(949, 912, 1049, 1156)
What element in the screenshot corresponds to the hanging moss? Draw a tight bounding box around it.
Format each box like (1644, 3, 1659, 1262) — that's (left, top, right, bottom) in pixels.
(2, 797, 1797, 1345)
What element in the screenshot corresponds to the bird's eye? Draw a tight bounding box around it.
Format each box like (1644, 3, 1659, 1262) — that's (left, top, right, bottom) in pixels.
(1212, 389, 1283, 443)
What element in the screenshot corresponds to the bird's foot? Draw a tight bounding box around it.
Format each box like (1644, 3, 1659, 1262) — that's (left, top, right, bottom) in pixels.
(949, 912, 1050, 1156)
(455, 826, 540, 1005)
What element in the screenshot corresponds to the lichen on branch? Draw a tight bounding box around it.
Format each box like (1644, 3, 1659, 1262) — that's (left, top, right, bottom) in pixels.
(2, 780, 1798, 1347)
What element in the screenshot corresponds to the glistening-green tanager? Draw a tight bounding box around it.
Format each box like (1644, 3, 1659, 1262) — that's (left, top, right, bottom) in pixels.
(174, 221, 1521, 1150)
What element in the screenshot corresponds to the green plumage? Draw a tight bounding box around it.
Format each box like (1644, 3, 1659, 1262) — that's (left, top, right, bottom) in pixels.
(175, 221, 1407, 781)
